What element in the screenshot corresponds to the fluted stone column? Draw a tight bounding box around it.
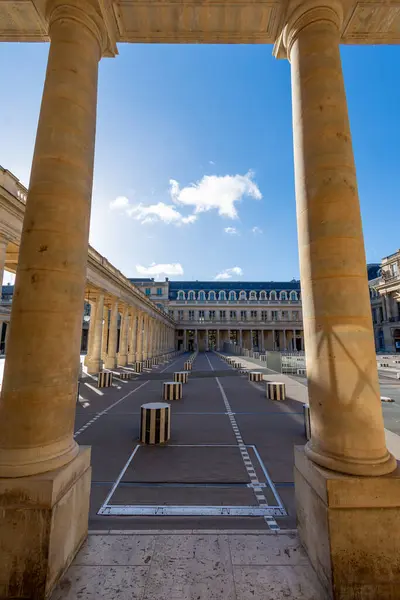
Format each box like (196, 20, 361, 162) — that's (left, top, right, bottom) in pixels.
(0, 234, 9, 288)
(101, 305, 109, 361)
(285, 1, 395, 476)
(128, 310, 137, 363)
(117, 306, 128, 366)
(84, 300, 96, 367)
(216, 329, 220, 351)
(86, 294, 104, 374)
(104, 301, 118, 369)
(136, 312, 144, 361)
(142, 314, 149, 360)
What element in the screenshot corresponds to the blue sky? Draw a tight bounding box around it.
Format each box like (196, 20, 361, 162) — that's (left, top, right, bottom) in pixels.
(0, 42, 399, 284)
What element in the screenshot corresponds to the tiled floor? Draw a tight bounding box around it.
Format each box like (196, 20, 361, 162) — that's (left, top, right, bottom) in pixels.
(51, 531, 327, 600)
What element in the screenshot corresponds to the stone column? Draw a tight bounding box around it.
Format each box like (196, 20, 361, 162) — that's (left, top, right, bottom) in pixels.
(142, 314, 149, 359)
(104, 301, 118, 369)
(216, 329, 220, 351)
(101, 305, 109, 361)
(205, 329, 209, 351)
(84, 300, 96, 367)
(136, 312, 144, 361)
(194, 329, 198, 351)
(86, 294, 104, 374)
(117, 306, 128, 366)
(239, 329, 243, 348)
(128, 310, 137, 363)
(285, 1, 395, 476)
(0, 234, 9, 287)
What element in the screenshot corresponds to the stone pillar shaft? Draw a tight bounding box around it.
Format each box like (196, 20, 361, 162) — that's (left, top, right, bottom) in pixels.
(87, 294, 104, 373)
(0, 2, 102, 476)
(117, 306, 128, 366)
(287, 3, 395, 475)
(104, 301, 118, 369)
(101, 305, 109, 360)
(128, 310, 137, 363)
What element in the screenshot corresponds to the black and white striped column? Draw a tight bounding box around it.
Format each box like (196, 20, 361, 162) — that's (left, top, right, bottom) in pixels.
(114, 371, 131, 380)
(98, 371, 113, 388)
(266, 382, 286, 401)
(184, 361, 192, 371)
(163, 381, 183, 400)
(249, 372, 263, 382)
(140, 402, 171, 444)
(135, 361, 143, 373)
(174, 371, 189, 384)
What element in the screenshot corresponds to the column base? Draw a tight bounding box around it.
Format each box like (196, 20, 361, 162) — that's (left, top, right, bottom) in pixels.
(86, 359, 103, 374)
(295, 445, 400, 599)
(117, 353, 127, 367)
(127, 353, 136, 364)
(104, 355, 117, 369)
(0, 447, 91, 599)
(305, 440, 397, 476)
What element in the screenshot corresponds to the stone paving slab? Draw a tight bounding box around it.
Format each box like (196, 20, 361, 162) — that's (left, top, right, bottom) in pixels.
(51, 532, 326, 600)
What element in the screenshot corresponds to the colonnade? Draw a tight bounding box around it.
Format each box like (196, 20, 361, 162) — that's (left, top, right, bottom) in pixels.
(84, 294, 174, 373)
(180, 328, 304, 352)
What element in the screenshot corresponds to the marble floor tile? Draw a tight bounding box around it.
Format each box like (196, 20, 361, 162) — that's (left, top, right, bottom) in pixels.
(229, 533, 309, 566)
(153, 533, 231, 566)
(74, 534, 156, 566)
(233, 565, 327, 600)
(51, 565, 149, 600)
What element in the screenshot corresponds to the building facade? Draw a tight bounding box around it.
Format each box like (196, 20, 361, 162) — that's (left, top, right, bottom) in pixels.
(369, 251, 400, 353)
(131, 279, 304, 353)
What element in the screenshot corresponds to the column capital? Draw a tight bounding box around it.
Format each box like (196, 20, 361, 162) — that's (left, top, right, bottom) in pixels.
(274, 0, 343, 59)
(46, 0, 116, 57)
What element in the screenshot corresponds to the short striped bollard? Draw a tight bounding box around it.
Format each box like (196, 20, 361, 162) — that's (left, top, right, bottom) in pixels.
(248, 372, 263, 382)
(98, 371, 113, 388)
(266, 382, 286, 401)
(163, 381, 183, 401)
(174, 371, 189, 384)
(184, 361, 192, 371)
(140, 402, 171, 445)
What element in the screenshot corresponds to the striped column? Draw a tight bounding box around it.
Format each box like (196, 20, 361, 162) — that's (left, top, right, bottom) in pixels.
(266, 382, 286, 401)
(140, 402, 171, 445)
(184, 361, 192, 371)
(163, 381, 183, 401)
(98, 371, 113, 388)
(174, 371, 189, 384)
(114, 371, 131, 381)
(135, 361, 143, 373)
(249, 372, 263, 382)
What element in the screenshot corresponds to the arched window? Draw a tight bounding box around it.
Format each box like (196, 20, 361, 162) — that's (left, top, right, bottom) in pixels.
(218, 290, 226, 301)
(198, 291, 206, 301)
(208, 290, 216, 301)
(187, 290, 196, 301)
(259, 290, 267, 300)
(289, 291, 298, 301)
(280, 291, 288, 301)
(177, 290, 185, 300)
(229, 291, 237, 301)
(239, 290, 247, 301)
(249, 290, 257, 300)
(270, 290, 277, 301)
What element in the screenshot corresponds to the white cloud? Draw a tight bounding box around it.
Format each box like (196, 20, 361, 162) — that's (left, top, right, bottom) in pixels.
(252, 226, 263, 235)
(169, 171, 262, 219)
(209, 160, 215, 165)
(136, 263, 184, 277)
(109, 196, 129, 210)
(109, 195, 197, 226)
(214, 266, 243, 281)
(224, 227, 239, 235)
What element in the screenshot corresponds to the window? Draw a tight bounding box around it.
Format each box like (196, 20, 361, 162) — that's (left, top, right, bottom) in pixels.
(189, 310, 195, 321)
(230, 310, 237, 320)
(271, 310, 278, 321)
(239, 291, 247, 300)
(220, 310, 226, 320)
(249, 291, 257, 300)
(282, 310, 289, 320)
(270, 291, 277, 301)
(169, 310, 175, 319)
(292, 311, 299, 321)
(199, 310, 205, 322)
(259, 291, 267, 301)
(157, 288, 163, 296)
(372, 308, 377, 324)
(219, 290, 227, 301)
(379, 306, 384, 323)
(188, 290, 195, 301)
(280, 291, 288, 301)
(392, 263, 399, 276)
(240, 310, 247, 321)
(250, 310, 257, 319)
(178, 310, 184, 321)
(209, 310, 216, 321)
(208, 291, 216, 301)
(145, 288, 151, 296)
(199, 291, 206, 301)
(177, 290, 185, 300)
(261, 310, 268, 322)
(229, 291, 237, 301)
(289, 291, 298, 301)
